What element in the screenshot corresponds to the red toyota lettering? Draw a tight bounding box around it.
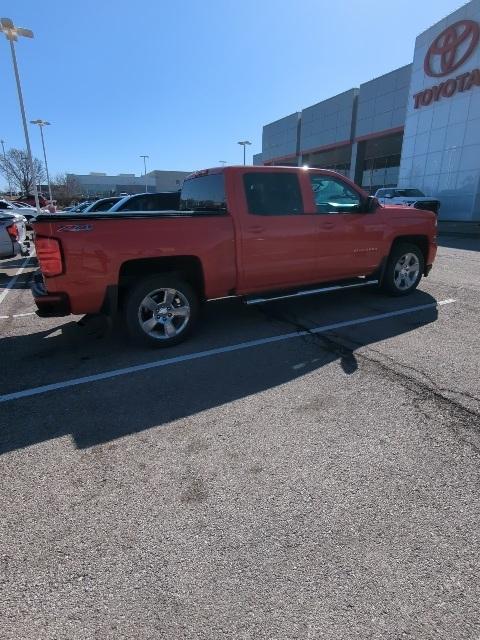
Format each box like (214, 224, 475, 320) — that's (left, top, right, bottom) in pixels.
(441, 79, 457, 97)
(413, 92, 423, 109)
(465, 68, 480, 90)
(421, 89, 434, 106)
(456, 72, 470, 92)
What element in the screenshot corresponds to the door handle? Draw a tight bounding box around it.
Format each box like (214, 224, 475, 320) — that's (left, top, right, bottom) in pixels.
(321, 222, 335, 230)
(248, 225, 266, 233)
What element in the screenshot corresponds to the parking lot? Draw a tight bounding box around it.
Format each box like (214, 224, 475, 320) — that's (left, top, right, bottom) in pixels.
(1, 237, 479, 639)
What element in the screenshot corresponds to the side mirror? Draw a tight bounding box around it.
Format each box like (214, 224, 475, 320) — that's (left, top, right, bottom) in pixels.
(364, 196, 379, 213)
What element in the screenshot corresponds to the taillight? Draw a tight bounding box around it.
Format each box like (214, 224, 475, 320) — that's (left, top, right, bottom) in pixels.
(35, 236, 63, 276)
(6, 223, 18, 241)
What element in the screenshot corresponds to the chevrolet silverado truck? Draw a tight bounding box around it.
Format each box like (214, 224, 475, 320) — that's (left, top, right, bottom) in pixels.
(31, 166, 437, 347)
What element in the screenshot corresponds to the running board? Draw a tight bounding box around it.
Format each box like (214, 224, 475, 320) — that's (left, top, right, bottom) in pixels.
(245, 279, 379, 305)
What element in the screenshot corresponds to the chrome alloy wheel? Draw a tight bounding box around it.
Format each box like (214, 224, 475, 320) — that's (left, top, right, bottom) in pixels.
(137, 287, 190, 340)
(394, 252, 420, 291)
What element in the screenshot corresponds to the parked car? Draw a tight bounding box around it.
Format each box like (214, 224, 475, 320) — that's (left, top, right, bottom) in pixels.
(0, 211, 29, 259)
(64, 201, 93, 214)
(11, 201, 31, 208)
(1, 199, 23, 211)
(375, 188, 440, 215)
(31, 166, 437, 347)
(14, 194, 49, 208)
(0, 199, 37, 222)
(82, 197, 123, 213)
(108, 192, 181, 213)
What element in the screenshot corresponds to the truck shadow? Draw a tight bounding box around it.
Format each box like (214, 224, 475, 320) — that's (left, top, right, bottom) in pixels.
(0, 271, 33, 290)
(0, 290, 439, 455)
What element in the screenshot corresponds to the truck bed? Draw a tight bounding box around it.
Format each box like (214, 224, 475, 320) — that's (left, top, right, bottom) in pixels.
(32, 212, 237, 314)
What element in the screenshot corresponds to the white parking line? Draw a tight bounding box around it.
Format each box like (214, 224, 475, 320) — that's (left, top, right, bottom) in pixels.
(0, 257, 32, 307)
(0, 312, 36, 319)
(0, 298, 455, 404)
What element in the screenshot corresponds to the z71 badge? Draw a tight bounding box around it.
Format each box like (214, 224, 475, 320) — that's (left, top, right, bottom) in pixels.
(56, 224, 93, 232)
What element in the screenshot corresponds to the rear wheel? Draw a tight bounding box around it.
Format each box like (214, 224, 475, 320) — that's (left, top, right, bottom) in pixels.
(382, 242, 424, 296)
(125, 275, 199, 347)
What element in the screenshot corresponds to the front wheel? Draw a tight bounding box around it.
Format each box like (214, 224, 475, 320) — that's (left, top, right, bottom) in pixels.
(381, 242, 424, 296)
(125, 275, 199, 347)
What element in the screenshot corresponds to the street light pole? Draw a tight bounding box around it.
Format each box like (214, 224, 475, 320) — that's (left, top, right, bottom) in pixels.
(30, 119, 53, 204)
(237, 140, 251, 166)
(1, 139, 13, 197)
(1, 18, 41, 212)
(140, 155, 149, 192)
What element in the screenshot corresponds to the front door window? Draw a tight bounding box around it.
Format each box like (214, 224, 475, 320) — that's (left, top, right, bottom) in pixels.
(309, 175, 362, 214)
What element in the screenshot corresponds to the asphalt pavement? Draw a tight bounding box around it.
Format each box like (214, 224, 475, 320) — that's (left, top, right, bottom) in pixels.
(0, 237, 479, 639)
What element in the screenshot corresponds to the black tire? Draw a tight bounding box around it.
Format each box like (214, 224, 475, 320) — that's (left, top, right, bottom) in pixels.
(381, 242, 424, 296)
(125, 275, 199, 347)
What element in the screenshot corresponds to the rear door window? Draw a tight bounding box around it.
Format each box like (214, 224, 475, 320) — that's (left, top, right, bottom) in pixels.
(243, 172, 304, 215)
(179, 174, 226, 213)
(151, 193, 180, 210)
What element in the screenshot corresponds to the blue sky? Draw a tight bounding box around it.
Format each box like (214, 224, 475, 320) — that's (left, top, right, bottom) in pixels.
(1, 0, 462, 178)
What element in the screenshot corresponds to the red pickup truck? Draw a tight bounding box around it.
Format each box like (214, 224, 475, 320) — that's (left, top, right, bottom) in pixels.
(32, 166, 437, 347)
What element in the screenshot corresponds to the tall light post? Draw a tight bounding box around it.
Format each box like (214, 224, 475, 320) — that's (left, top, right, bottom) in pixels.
(30, 119, 53, 204)
(140, 155, 149, 193)
(0, 18, 41, 212)
(237, 140, 251, 166)
(1, 138, 13, 197)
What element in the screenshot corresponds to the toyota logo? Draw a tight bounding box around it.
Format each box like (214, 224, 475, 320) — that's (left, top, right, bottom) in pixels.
(424, 19, 480, 77)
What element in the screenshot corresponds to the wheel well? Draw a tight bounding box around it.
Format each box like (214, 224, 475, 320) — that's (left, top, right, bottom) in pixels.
(118, 256, 205, 307)
(390, 235, 428, 265)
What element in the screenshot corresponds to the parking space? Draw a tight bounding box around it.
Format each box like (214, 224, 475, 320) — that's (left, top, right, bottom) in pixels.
(1, 238, 480, 639)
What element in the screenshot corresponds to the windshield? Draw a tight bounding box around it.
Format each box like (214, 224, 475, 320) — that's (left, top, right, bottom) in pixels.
(393, 189, 425, 197)
(70, 202, 91, 212)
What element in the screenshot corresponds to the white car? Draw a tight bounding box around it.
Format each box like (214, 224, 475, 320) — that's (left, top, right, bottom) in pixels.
(0, 211, 29, 259)
(0, 199, 38, 221)
(375, 188, 440, 215)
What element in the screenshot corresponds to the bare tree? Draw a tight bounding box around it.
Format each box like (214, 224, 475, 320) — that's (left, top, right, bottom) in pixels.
(50, 173, 82, 205)
(0, 147, 46, 196)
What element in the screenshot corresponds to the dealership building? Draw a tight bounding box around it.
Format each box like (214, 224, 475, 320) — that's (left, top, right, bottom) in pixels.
(254, 0, 480, 225)
(66, 170, 191, 198)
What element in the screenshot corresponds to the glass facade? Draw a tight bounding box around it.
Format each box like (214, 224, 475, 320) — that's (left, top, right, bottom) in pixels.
(302, 145, 352, 176)
(264, 158, 298, 167)
(360, 132, 404, 193)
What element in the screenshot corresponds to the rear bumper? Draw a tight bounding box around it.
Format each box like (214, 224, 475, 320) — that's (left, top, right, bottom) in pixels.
(31, 271, 71, 317)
